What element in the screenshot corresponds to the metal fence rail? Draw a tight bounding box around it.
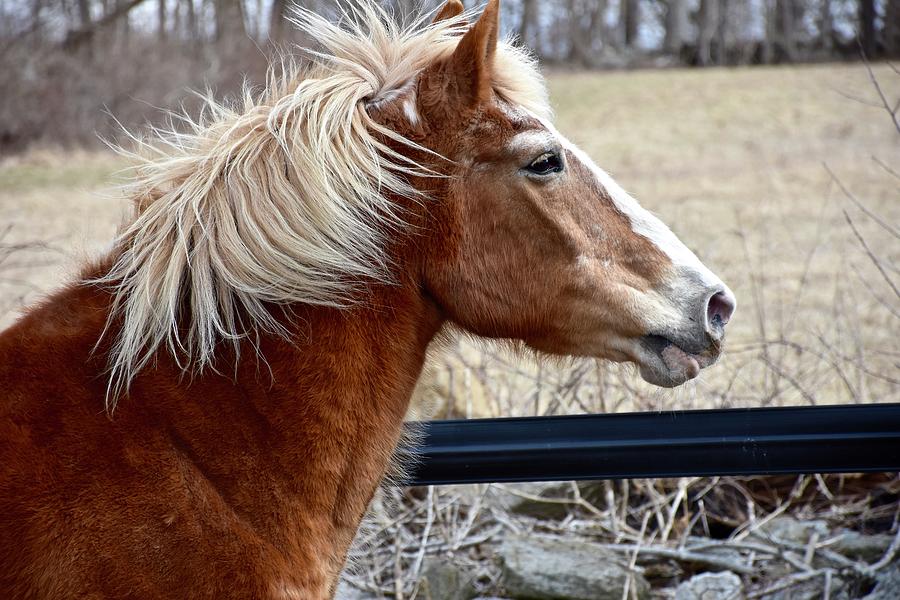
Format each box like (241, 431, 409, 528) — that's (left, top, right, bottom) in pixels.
(404, 403, 900, 486)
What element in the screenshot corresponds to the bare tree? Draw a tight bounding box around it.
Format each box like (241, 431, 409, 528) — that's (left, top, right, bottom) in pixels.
(568, 0, 607, 67)
(77, 0, 92, 28)
(518, 0, 538, 48)
(185, 0, 198, 42)
(270, 0, 288, 42)
(61, 0, 148, 49)
(818, 0, 834, 51)
(215, 0, 247, 44)
(774, 0, 798, 61)
(858, 0, 876, 57)
(664, 0, 689, 55)
(158, 0, 166, 41)
(697, 0, 720, 65)
(619, 0, 640, 48)
(30, 0, 43, 37)
(885, 0, 900, 57)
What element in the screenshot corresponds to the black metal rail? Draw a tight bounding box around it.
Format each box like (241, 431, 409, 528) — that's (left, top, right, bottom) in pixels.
(403, 403, 900, 486)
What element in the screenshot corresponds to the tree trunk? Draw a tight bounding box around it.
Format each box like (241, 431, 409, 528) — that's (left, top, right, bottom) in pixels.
(568, 0, 592, 66)
(31, 0, 43, 38)
(715, 0, 728, 63)
(519, 0, 538, 48)
(664, 0, 688, 55)
(697, 0, 719, 65)
(858, 0, 876, 57)
(270, 0, 288, 42)
(775, 0, 797, 61)
(61, 0, 148, 50)
(618, 0, 640, 48)
(886, 0, 900, 57)
(215, 0, 247, 44)
(186, 0, 197, 41)
(118, 0, 132, 43)
(819, 0, 834, 51)
(77, 0, 91, 27)
(157, 0, 166, 41)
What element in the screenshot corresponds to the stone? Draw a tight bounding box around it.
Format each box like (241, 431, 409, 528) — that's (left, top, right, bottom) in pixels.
(499, 536, 650, 600)
(757, 517, 830, 546)
(832, 530, 895, 563)
(761, 573, 850, 600)
(861, 566, 900, 600)
(683, 538, 746, 570)
(500, 483, 574, 520)
(674, 571, 743, 600)
(419, 560, 477, 600)
(334, 580, 378, 600)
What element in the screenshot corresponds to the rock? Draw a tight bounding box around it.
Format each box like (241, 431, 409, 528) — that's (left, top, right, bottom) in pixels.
(419, 560, 477, 600)
(832, 530, 895, 563)
(334, 580, 378, 600)
(683, 538, 746, 571)
(674, 571, 742, 600)
(757, 517, 830, 545)
(862, 566, 900, 600)
(499, 536, 650, 600)
(500, 483, 573, 520)
(761, 573, 850, 600)
(642, 560, 683, 582)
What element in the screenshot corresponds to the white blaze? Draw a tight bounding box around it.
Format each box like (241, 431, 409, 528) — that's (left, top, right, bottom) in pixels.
(538, 116, 725, 290)
(523, 110, 736, 332)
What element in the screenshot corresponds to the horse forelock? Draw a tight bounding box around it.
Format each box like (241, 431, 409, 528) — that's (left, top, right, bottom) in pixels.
(94, 1, 551, 406)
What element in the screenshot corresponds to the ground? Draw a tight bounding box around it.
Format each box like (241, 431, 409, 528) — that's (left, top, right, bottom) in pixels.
(1, 63, 898, 411)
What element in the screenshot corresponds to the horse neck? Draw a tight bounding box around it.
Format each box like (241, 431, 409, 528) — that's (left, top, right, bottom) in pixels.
(120, 269, 443, 589)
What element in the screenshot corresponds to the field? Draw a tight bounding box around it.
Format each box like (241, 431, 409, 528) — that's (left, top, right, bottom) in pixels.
(1, 63, 899, 598)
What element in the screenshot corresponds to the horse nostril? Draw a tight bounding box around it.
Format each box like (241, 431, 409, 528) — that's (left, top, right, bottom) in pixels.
(707, 290, 735, 329)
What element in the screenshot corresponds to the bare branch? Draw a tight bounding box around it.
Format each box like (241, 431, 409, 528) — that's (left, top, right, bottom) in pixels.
(825, 164, 900, 240)
(842, 209, 900, 300)
(860, 53, 900, 135)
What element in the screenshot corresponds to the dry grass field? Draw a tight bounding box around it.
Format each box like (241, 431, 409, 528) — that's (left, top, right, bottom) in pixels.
(1, 63, 898, 414)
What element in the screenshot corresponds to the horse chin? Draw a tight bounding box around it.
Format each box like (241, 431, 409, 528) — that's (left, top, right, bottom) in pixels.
(638, 362, 697, 388)
(636, 335, 717, 388)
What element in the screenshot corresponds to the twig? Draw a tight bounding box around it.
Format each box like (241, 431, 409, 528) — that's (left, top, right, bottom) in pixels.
(747, 569, 834, 599)
(843, 209, 900, 300)
(860, 53, 900, 134)
(824, 163, 900, 240)
(598, 543, 756, 575)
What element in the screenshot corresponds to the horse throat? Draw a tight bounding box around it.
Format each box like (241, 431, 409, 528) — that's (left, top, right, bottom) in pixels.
(144, 282, 444, 595)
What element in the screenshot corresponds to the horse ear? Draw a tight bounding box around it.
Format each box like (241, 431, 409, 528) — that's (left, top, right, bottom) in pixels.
(432, 0, 465, 24)
(446, 0, 500, 107)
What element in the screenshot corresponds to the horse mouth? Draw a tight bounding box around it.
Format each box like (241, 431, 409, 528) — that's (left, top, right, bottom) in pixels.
(638, 334, 718, 388)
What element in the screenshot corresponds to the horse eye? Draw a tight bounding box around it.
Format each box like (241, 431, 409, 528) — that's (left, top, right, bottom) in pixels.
(525, 152, 563, 176)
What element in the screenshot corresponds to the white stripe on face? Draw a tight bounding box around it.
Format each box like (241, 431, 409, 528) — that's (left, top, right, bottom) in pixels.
(535, 115, 727, 290)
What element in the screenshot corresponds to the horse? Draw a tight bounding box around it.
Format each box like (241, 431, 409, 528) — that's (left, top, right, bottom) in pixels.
(0, 1, 736, 597)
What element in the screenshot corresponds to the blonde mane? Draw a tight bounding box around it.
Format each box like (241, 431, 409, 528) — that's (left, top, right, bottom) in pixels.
(97, 1, 550, 402)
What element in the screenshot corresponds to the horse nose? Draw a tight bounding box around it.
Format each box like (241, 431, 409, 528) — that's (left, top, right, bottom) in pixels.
(706, 289, 736, 336)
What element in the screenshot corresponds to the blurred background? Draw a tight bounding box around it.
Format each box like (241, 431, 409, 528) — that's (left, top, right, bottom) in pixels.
(0, 0, 899, 148)
(1, 1, 899, 598)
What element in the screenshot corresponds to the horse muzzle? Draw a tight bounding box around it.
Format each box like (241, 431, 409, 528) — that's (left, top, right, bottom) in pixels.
(637, 284, 736, 387)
